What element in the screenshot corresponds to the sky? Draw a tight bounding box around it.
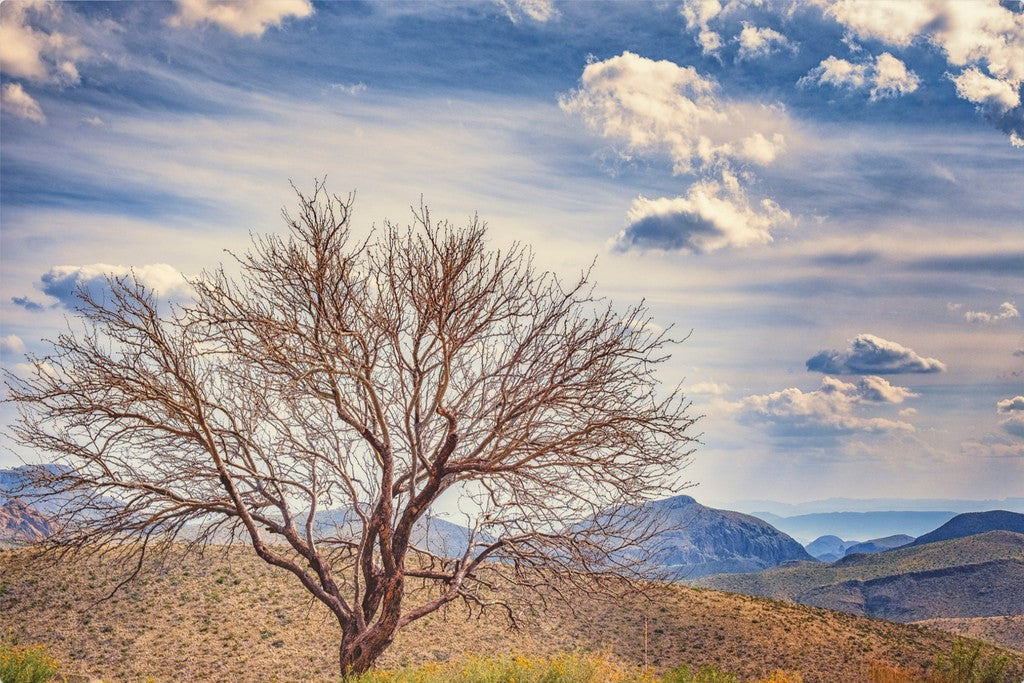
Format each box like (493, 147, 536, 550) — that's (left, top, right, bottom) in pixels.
(1, 0, 1022, 510)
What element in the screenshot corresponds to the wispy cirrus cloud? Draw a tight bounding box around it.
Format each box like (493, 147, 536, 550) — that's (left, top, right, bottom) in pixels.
(1, 82, 45, 123)
(806, 334, 946, 375)
(560, 51, 792, 254)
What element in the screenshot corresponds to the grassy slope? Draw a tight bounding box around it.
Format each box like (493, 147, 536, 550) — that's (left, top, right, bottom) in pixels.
(914, 616, 1024, 653)
(2, 546, 1022, 683)
(694, 531, 1024, 603)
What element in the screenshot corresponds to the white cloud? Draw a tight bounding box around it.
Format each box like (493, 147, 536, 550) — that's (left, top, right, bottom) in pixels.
(329, 82, 368, 96)
(497, 0, 558, 23)
(0, 1, 88, 84)
(612, 174, 790, 253)
(871, 52, 921, 100)
(688, 381, 731, 396)
(36, 263, 192, 308)
(1, 82, 45, 123)
(167, 0, 313, 36)
(997, 396, 1024, 414)
(734, 375, 917, 437)
(680, 0, 725, 56)
(0, 335, 27, 356)
(561, 51, 791, 253)
(800, 52, 919, 101)
(951, 67, 1021, 113)
(815, 0, 1024, 143)
(736, 23, 793, 61)
(806, 333, 946, 374)
(965, 301, 1019, 324)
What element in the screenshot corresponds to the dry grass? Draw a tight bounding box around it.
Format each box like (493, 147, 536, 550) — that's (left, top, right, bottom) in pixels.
(914, 616, 1024, 654)
(1, 545, 1021, 683)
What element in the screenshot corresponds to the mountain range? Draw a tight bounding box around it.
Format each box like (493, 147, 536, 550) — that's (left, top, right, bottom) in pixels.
(696, 511, 1024, 627)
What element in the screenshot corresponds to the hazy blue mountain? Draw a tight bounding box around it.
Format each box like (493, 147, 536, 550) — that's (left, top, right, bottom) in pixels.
(805, 535, 857, 562)
(731, 497, 1024, 516)
(312, 508, 487, 559)
(752, 511, 958, 544)
(628, 495, 816, 579)
(844, 534, 914, 556)
(912, 510, 1024, 547)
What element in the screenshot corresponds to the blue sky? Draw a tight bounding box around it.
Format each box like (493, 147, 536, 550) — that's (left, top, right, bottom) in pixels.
(1, 0, 1022, 508)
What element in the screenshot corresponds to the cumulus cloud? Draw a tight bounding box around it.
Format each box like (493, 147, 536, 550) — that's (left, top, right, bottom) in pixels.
(167, 0, 313, 36)
(965, 301, 1020, 324)
(680, 0, 726, 56)
(11, 296, 47, 312)
(496, 0, 558, 23)
(997, 396, 1024, 414)
(34, 263, 192, 309)
(0, 335, 27, 356)
(611, 175, 790, 253)
(806, 334, 947, 375)
(736, 23, 794, 61)
(0, 1, 88, 84)
(561, 51, 791, 253)
(734, 375, 916, 437)
(814, 0, 1024, 144)
(801, 52, 919, 101)
(1, 82, 45, 123)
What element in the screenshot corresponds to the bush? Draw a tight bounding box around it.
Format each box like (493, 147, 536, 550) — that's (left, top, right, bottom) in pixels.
(0, 642, 59, 683)
(342, 652, 659, 683)
(932, 640, 1012, 683)
(661, 664, 739, 683)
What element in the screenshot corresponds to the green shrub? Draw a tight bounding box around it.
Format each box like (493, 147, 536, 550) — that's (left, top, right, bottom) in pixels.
(933, 640, 1012, 683)
(0, 642, 59, 683)
(661, 663, 739, 682)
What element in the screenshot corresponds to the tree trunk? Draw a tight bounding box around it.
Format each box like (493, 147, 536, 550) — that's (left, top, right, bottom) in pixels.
(338, 625, 397, 677)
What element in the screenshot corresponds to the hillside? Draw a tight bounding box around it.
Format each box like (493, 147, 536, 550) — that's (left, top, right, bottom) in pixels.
(2, 544, 1021, 682)
(0, 498, 54, 544)
(695, 531, 1024, 624)
(628, 496, 815, 578)
(844, 534, 914, 556)
(915, 615, 1024, 653)
(913, 510, 1024, 546)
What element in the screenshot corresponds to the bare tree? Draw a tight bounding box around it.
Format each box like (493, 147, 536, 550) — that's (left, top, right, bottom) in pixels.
(6, 182, 697, 675)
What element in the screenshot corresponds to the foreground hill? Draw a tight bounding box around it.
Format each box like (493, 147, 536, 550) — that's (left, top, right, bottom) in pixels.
(2, 545, 1020, 682)
(629, 495, 815, 578)
(695, 531, 1024, 624)
(912, 510, 1024, 546)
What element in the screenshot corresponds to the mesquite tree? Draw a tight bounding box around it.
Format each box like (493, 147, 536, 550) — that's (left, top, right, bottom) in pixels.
(7, 183, 696, 674)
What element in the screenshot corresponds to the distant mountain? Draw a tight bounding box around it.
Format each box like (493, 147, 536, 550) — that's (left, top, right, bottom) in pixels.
(695, 530, 1024, 623)
(844, 534, 914, 556)
(804, 535, 857, 562)
(313, 508, 487, 559)
(912, 510, 1024, 547)
(730, 497, 1024, 516)
(752, 510, 958, 544)
(624, 495, 816, 579)
(0, 498, 54, 544)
